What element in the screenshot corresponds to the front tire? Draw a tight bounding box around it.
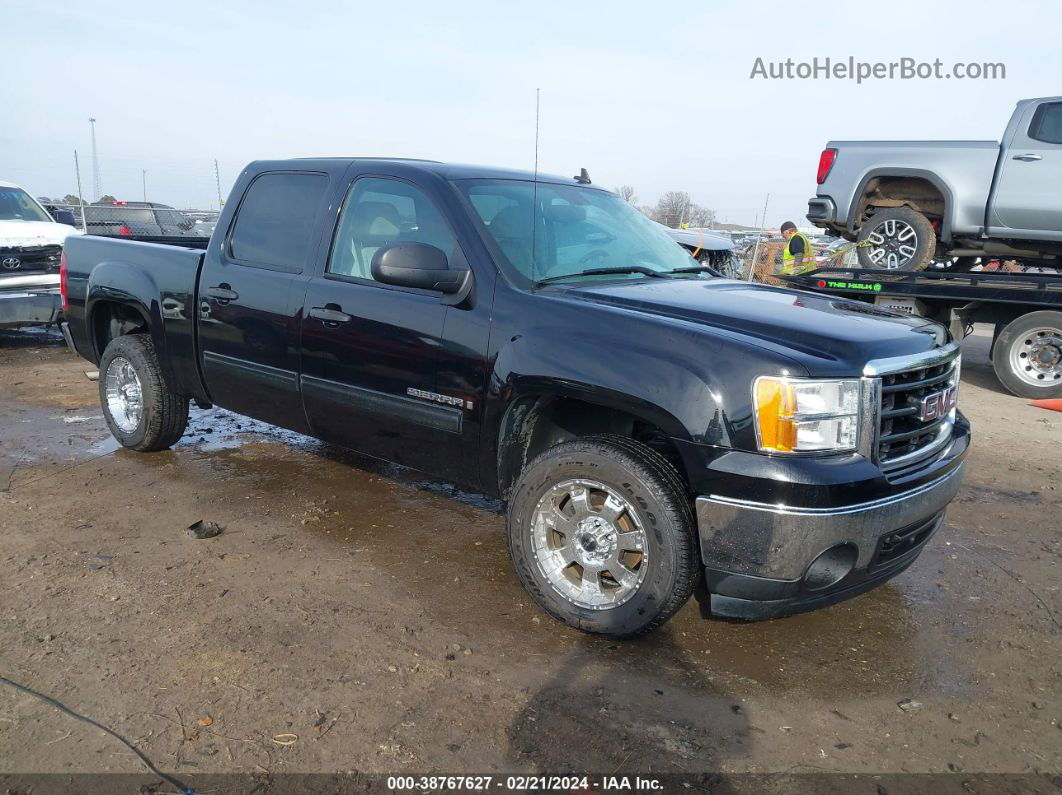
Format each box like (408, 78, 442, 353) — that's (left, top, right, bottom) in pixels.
(993, 311, 1062, 398)
(99, 334, 189, 451)
(507, 435, 698, 637)
(856, 207, 936, 272)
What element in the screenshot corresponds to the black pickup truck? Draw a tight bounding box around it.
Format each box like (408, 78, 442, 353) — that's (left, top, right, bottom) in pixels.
(60, 158, 970, 636)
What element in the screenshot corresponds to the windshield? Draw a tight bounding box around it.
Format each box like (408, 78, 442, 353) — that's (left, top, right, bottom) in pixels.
(154, 209, 194, 231)
(456, 179, 698, 285)
(0, 187, 54, 223)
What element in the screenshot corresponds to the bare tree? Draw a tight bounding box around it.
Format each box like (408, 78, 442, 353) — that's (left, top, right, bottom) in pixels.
(647, 192, 713, 229)
(615, 185, 637, 204)
(685, 204, 717, 228)
(652, 191, 692, 227)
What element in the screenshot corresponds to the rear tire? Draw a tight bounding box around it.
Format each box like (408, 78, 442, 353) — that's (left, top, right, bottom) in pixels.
(993, 311, 1062, 398)
(856, 207, 936, 272)
(506, 435, 698, 637)
(99, 334, 189, 451)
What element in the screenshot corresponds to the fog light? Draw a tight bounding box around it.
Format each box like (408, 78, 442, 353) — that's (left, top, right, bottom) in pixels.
(803, 543, 858, 591)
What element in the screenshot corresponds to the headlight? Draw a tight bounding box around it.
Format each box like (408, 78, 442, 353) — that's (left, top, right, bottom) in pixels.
(753, 376, 861, 453)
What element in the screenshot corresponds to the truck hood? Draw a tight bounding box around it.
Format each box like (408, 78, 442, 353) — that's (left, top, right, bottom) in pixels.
(0, 220, 83, 248)
(563, 278, 948, 373)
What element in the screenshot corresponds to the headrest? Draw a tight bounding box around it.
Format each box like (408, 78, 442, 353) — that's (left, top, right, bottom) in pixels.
(489, 205, 532, 239)
(350, 201, 400, 236)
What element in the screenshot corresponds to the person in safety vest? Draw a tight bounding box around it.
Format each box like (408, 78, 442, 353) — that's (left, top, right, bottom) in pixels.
(780, 221, 815, 275)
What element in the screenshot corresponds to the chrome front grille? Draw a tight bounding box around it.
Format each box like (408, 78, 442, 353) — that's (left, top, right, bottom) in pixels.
(0, 244, 62, 274)
(863, 344, 961, 474)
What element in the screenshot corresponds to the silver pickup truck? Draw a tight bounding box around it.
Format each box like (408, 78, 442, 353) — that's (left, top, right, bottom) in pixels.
(808, 96, 1062, 272)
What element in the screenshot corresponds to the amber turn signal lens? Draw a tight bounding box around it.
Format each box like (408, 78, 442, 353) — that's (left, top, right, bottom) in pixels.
(754, 378, 798, 452)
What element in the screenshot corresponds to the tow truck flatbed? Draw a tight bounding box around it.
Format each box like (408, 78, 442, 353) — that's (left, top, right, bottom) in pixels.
(781, 267, 1062, 399)
(782, 267, 1062, 308)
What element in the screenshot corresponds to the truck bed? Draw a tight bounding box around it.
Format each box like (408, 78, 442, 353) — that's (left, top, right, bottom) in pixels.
(62, 235, 207, 400)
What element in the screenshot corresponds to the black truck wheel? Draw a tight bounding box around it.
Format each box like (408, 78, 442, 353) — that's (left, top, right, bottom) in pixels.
(506, 435, 698, 637)
(993, 311, 1062, 399)
(856, 207, 936, 272)
(99, 334, 189, 451)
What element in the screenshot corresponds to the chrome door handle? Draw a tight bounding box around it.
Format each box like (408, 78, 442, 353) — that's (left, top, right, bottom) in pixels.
(206, 284, 239, 302)
(309, 305, 352, 325)
(1013, 153, 1043, 161)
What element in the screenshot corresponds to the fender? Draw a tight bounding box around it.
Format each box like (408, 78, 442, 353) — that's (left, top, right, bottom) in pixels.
(85, 261, 188, 397)
(846, 167, 956, 243)
(481, 325, 760, 496)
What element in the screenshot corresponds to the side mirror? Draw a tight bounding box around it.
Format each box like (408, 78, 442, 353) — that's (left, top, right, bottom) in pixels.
(371, 242, 469, 295)
(54, 209, 77, 227)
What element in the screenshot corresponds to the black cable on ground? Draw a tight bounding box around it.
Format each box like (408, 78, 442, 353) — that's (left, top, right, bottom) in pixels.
(0, 674, 194, 794)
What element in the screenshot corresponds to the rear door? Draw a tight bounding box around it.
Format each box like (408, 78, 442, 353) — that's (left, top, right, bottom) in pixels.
(299, 170, 473, 480)
(197, 170, 330, 432)
(989, 100, 1062, 238)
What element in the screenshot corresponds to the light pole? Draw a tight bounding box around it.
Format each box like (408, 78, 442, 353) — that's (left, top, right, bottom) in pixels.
(89, 118, 101, 200)
(142, 169, 147, 203)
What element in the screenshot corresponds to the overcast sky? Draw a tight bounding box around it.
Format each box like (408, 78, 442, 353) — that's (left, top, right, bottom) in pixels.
(3, 0, 1058, 226)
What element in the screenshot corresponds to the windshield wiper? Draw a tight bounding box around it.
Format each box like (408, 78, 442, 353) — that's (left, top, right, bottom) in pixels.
(664, 265, 722, 277)
(536, 266, 673, 285)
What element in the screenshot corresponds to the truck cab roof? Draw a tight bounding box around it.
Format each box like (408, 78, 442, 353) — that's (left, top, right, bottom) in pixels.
(274, 158, 604, 188)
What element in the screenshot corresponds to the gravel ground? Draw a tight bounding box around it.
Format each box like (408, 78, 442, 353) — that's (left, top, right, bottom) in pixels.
(0, 325, 1059, 793)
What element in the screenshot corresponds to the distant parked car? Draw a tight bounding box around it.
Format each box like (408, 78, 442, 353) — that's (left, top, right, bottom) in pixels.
(0, 180, 82, 328)
(658, 224, 742, 278)
(192, 217, 218, 237)
(818, 237, 858, 267)
(84, 201, 199, 238)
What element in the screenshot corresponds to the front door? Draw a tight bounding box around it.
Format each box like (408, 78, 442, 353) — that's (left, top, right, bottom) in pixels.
(299, 173, 473, 481)
(198, 170, 331, 431)
(990, 100, 1062, 237)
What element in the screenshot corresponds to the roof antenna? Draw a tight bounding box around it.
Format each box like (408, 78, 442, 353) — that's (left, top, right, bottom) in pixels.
(532, 88, 540, 286)
(574, 168, 591, 184)
(533, 88, 540, 180)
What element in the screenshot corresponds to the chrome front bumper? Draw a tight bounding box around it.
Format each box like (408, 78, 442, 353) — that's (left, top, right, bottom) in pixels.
(695, 461, 966, 618)
(0, 288, 62, 329)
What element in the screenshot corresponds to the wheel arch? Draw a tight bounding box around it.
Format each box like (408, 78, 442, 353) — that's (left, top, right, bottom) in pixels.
(848, 168, 954, 243)
(84, 261, 184, 393)
(495, 390, 691, 501)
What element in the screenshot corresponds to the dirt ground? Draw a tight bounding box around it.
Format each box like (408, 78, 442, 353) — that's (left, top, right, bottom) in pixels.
(0, 325, 1059, 793)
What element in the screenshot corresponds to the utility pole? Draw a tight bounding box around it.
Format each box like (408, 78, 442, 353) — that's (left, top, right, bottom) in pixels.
(89, 118, 101, 200)
(73, 150, 88, 231)
(214, 159, 223, 209)
(142, 169, 147, 203)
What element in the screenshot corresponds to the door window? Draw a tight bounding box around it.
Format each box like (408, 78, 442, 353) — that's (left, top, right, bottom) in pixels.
(229, 172, 329, 270)
(327, 177, 456, 282)
(1029, 102, 1062, 145)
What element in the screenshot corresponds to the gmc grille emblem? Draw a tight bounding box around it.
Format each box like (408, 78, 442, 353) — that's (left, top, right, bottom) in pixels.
(919, 385, 957, 422)
(1, 257, 21, 270)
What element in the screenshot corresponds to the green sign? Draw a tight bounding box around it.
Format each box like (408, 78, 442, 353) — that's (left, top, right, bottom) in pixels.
(825, 280, 882, 292)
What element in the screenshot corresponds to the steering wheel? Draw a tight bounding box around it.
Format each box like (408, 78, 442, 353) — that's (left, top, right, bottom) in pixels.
(578, 249, 610, 265)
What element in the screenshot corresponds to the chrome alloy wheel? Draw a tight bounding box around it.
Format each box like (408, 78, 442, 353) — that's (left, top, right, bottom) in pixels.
(530, 479, 648, 610)
(1009, 327, 1062, 387)
(866, 218, 919, 269)
(104, 356, 144, 433)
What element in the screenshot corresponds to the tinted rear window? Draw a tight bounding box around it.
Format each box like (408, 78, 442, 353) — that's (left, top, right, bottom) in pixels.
(229, 173, 329, 269)
(85, 206, 157, 227)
